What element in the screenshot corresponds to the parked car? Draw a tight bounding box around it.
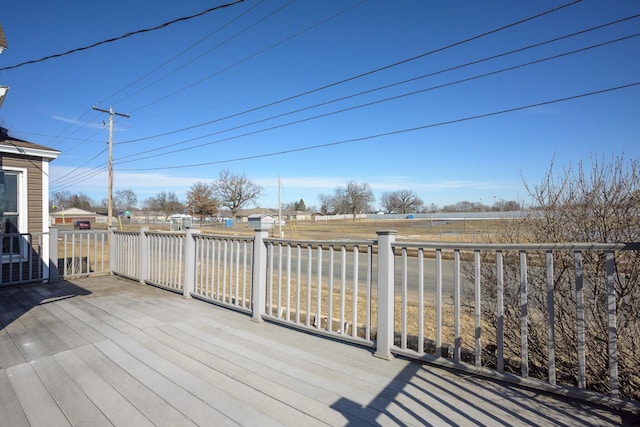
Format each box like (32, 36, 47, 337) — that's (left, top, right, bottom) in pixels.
(73, 220, 91, 230)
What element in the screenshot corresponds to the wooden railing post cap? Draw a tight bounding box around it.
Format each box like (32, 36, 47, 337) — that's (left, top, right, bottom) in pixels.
(376, 230, 398, 236)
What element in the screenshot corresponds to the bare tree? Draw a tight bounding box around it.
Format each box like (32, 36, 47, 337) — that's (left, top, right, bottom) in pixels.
(380, 189, 423, 214)
(186, 181, 218, 223)
(51, 191, 95, 211)
(114, 189, 138, 211)
(148, 191, 184, 219)
(318, 193, 334, 214)
(473, 154, 640, 399)
(212, 170, 263, 217)
(335, 181, 375, 220)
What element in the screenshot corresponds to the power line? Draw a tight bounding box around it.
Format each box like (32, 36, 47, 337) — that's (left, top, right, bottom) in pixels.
(51, 166, 108, 190)
(105, 0, 268, 107)
(115, 82, 640, 171)
(113, 29, 639, 165)
(128, 0, 368, 113)
(0, 0, 245, 71)
(115, 0, 583, 146)
(50, 146, 108, 186)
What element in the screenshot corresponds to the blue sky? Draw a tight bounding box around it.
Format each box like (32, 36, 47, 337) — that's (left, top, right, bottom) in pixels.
(1, 0, 639, 211)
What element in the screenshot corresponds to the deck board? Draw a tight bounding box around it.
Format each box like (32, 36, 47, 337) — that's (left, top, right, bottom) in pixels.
(0, 369, 29, 427)
(0, 276, 628, 426)
(53, 350, 155, 427)
(74, 344, 198, 427)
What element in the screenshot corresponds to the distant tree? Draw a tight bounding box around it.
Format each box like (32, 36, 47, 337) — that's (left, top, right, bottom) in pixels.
(380, 189, 423, 214)
(293, 198, 306, 211)
(51, 191, 94, 211)
(186, 182, 218, 223)
(148, 191, 183, 219)
(212, 170, 263, 217)
(96, 198, 109, 211)
(114, 189, 138, 211)
(334, 181, 375, 220)
(318, 194, 334, 214)
(51, 190, 72, 210)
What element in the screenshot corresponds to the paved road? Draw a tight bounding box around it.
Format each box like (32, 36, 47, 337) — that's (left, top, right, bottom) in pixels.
(270, 249, 470, 301)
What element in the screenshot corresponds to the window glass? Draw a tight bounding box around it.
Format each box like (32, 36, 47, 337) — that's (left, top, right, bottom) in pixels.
(0, 172, 20, 255)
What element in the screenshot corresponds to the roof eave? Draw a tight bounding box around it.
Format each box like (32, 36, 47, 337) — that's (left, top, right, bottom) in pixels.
(0, 144, 61, 160)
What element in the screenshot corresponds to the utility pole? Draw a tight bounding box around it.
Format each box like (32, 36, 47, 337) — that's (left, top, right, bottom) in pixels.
(92, 106, 130, 234)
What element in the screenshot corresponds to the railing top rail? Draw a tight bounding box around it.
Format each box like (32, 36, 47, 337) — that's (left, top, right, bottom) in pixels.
(60, 230, 107, 234)
(197, 233, 254, 242)
(143, 230, 186, 236)
(112, 229, 149, 235)
(264, 237, 375, 247)
(393, 241, 640, 251)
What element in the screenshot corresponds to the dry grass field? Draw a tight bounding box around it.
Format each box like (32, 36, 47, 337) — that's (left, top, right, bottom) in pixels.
(114, 217, 505, 243)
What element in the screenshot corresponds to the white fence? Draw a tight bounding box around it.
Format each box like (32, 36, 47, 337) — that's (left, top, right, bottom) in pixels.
(108, 227, 640, 409)
(0, 232, 47, 286)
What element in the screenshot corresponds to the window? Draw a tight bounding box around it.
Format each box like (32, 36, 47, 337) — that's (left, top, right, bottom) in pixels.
(0, 170, 21, 255)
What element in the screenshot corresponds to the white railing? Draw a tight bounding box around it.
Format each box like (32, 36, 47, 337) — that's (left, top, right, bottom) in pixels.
(192, 233, 254, 313)
(106, 227, 640, 408)
(146, 231, 185, 292)
(58, 229, 109, 278)
(382, 235, 640, 405)
(109, 230, 139, 280)
(1, 232, 46, 286)
(260, 237, 375, 346)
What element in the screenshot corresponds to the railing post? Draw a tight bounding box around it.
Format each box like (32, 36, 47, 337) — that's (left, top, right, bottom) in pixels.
(183, 229, 200, 299)
(139, 227, 149, 285)
(109, 229, 116, 275)
(48, 227, 59, 283)
(251, 228, 269, 322)
(375, 230, 397, 360)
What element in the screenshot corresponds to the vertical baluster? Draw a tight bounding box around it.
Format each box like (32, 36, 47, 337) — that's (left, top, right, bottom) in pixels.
(222, 239, 228, 301)
(474, 250, 481, 368)
(276, 242, 282, 316)
(328, 246, 334, 332)
(306, 245, 312, 326)
(316, 245, 323, 329)
(606, 251, 619, 398)
(401, 247, 408, 349)
(352, 245, 359, 338)
(417, 248, 424, 354)
(268, 242, 274, 314)
(546, 250, 556, 386)
(340, 245, 346, 334)
(235, 240, 240, 305)
(366, 244, 372, 341)
(497, 250, 504, 373)
(520, 250, 529, 378)
(286, 243, 291, 320)
(454, 249, 461, 363)
(574, 250, 586, 389)
(436, 248, 442, 357)
(177, 235, 182, 288)
(296, 244, 301, 323)
(216, 239, 222, 299)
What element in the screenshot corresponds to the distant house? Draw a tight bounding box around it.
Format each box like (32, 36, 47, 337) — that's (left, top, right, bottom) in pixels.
(235, 208, 311, 223)
(283, 210, 311, 221)
(235, 208, 278, 223)
(49, 208, 103, 226)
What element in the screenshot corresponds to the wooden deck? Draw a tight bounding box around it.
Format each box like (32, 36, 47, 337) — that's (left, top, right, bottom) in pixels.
(0, 276, 630, 426)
